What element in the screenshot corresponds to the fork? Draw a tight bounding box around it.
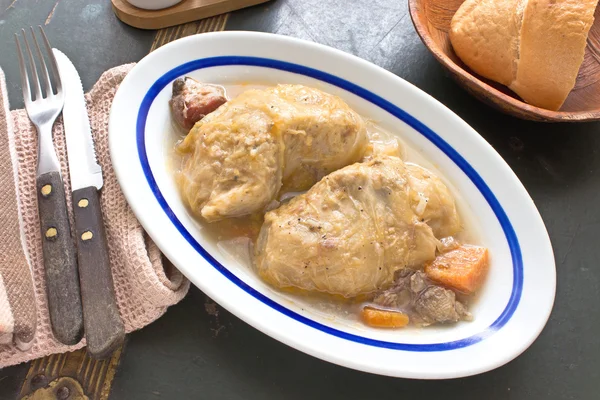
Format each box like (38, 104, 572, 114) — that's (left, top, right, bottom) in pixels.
(15, 26, 83, 345)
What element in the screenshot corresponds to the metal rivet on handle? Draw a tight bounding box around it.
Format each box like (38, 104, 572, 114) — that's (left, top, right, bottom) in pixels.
(45, 227, 57, 238)
(56, 385, 70, 399)
(81, 231, 93, 241)
(41, 184, 52, 196)
(77, 198, 89, 208)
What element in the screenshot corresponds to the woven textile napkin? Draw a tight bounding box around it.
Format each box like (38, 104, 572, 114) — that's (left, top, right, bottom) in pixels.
(0, 64, 189, 368)
(0, 69, 36, 351)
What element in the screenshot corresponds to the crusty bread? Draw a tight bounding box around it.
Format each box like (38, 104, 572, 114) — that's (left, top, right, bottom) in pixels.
(450, 0, 598, 111)
(450, 0, 524, 87)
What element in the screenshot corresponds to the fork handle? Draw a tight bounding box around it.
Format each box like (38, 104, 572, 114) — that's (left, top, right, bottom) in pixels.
(37, 170, 83, 345)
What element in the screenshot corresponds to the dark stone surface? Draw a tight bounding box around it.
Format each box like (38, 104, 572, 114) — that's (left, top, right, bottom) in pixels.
(1, 0, 599, 399)
(0, 362, 28, 399)
(0, 0, 153, 109)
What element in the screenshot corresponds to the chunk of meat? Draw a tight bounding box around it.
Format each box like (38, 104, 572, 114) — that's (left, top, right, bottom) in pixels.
(424, 245, 489, 294)
(361, 306, 409, 328)
(169, 77, 227, 130)
(177, 84, 367, 222)
(373, 269, 471, 326)
(373, 269, 416, 309)
(255, 155, 460, 297)
(414, 286, 470, 325)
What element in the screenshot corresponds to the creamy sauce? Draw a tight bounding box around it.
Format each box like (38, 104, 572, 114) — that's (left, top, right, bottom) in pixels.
(167, 83, 486, 326)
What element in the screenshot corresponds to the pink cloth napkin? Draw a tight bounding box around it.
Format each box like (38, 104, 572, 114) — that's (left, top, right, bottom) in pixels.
(0, 64, 190, 368)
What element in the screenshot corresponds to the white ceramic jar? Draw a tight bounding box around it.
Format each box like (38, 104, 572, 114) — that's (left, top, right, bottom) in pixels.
(127, 0, 183, 10)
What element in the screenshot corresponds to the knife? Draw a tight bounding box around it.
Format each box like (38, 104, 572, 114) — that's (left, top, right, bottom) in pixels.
(54, 49, 125, 359)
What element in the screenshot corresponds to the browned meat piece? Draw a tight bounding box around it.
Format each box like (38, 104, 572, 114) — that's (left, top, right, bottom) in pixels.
(373, 269, 471, 326)
(410, 270, 428, 293)
(169, 77, 227, 130)
(414, 286, 471, 325)
(373, 269, 414, 309)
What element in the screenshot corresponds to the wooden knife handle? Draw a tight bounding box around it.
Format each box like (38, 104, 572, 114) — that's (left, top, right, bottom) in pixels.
(37, 171, 84, 345)
(72, 186, 124, 359)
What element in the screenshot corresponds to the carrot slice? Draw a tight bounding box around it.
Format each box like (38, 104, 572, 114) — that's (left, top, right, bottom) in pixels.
(424, 245, 489, 294)
(361, 306, 410, 328)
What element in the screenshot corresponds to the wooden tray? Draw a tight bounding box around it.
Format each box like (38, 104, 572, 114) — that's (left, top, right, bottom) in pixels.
(112, 0, 269, 30)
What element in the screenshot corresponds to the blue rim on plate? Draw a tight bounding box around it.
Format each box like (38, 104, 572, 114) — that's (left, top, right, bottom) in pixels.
(136, 56, 523, 352)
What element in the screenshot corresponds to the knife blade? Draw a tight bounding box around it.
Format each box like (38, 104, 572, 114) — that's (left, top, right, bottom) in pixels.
(54, 49, 124, 359)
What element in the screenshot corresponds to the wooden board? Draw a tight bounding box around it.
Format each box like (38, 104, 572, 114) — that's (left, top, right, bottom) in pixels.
(19, 347, 123, 400)
(112, 0, 269, 30)
(150, 13, 230, 51)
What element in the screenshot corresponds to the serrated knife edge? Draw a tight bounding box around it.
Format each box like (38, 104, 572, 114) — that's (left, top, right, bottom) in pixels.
(54, 49, 103, 191)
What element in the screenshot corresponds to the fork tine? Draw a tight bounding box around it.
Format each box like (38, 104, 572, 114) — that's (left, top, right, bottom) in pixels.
(14, 33, 32, 104)
(30, 26, 53, 97)
(21, 28, 43, 101)
(38, 26, 62, 95)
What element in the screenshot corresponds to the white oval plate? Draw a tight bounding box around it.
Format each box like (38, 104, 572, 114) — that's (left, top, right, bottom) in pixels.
(109, 32, 555, 379)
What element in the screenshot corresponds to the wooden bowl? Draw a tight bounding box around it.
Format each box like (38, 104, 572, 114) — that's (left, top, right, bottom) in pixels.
(408, 0, 600, 122)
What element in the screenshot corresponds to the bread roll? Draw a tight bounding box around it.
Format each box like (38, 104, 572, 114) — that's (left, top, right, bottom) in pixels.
(450, 0, 598, 111)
